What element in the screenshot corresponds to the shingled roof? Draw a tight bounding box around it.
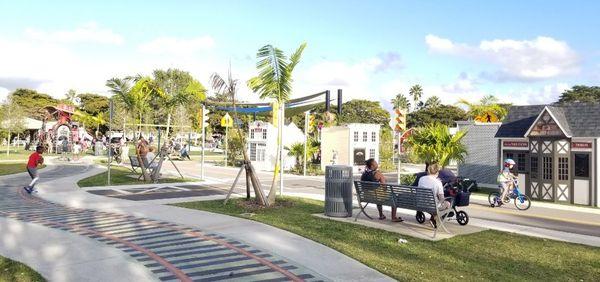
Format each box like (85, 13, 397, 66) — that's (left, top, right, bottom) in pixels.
(495, 103, 600, 138)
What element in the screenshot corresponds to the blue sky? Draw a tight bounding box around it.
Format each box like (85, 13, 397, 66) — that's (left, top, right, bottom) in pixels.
(1, 1, 599, 109)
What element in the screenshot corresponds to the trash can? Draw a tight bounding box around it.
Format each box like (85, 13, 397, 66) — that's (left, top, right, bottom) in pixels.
(325, 165, 353, 217)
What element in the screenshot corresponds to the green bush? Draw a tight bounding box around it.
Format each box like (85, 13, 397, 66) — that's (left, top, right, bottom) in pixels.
(399, 173, 416, 185)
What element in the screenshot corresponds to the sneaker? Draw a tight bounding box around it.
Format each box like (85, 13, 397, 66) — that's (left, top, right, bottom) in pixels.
(23, 186, 32, 194)
(429, 218, 437, 229)
(447, 211, 455, 218)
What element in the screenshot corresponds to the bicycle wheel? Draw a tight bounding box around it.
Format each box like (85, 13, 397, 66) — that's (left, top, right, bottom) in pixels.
(456, 211, 469, 225)
(488, 192, 500, 207)
(514, 194, 531, 210)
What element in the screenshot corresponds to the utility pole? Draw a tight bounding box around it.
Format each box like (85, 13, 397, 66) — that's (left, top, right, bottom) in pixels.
(107, 99, 114, 185)
(279, 101, 284, 196)
(303, 111, 309, 177)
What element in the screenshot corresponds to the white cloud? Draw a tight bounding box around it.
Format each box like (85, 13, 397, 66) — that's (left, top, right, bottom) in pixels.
(425, 35, 579, 81)
(25, 22, 123, 45)
(505, 83, 569, 105)
(138, 36, 215, 55)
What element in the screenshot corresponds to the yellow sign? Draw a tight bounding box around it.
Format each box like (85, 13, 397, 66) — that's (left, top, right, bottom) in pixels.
(220, 113, 233, 127)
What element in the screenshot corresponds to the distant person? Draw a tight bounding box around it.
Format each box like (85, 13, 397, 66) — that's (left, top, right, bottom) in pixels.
(496, 159, 517, 206)
(24, 146, 44, 194)
(418, 163, 451, 228)
(61, 138, 69, 161)
(146, 147, 158, 169)
(361, 158, 403, 222)
(72, 141, 81, 161)
(136, 136, 149, 160)
(180, 142, 191, 160)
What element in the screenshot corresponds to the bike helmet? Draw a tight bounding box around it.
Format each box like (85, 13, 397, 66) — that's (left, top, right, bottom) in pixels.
(504, 158, 516, 167)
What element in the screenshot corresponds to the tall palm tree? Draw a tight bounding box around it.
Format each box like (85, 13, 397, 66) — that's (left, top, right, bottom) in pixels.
(211, 68, 268, 205)
(404, 123, 467, 168)
(247, 42, 307, 204)
(409, 84, 423, 111)
(457, 95, 508, 122)
(391, 93, 410, 110)
(65, 89, 78, 105)
(424, 96, 442, 108)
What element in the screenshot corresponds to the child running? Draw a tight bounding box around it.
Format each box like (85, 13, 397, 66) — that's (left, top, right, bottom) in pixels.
(24, 145, 44, 194)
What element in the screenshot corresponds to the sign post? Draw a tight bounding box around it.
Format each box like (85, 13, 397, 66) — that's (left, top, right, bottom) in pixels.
(220, 113, 233, 167)
(107, 99, 113, 185)
(303, 111, 309, 176)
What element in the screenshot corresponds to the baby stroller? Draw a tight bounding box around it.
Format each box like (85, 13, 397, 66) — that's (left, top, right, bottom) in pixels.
(414, 172, 474, 226)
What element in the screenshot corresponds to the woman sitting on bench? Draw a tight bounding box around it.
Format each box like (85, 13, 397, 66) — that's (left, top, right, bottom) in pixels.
(418, 163, 451, 228)
(361, 158, 403, 222)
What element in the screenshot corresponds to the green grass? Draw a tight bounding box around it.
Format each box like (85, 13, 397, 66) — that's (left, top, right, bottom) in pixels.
(0, 148, 60, 161)
(0, 256, 45, 282)
(0, 163, 46, 176)
(173, 197, 600, 281)
(77, 165, 197, 187)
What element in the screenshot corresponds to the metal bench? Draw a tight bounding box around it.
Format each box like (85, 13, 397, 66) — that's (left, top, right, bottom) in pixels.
(354, 181, 454, 237)
(128, 155, 155, 180)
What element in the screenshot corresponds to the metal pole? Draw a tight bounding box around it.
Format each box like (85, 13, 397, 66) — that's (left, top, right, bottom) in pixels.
(279, 101, 284, 196)
(201, 105, 206, 180)
(397, 131, 402, 185)
(108, 99, 113, 185)
(224, 125, 228, 167)
(303, 111, 309, 176)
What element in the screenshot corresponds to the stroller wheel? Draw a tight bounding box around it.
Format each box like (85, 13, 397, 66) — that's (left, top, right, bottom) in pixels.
(456, 211, 469, 225)
(415, 211, 426, 224)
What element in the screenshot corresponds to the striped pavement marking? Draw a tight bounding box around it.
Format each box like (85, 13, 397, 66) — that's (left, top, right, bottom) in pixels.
(0, 165, 327, 282)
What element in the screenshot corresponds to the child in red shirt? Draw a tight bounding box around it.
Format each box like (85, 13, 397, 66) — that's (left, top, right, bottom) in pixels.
(24, 146, 44, 194)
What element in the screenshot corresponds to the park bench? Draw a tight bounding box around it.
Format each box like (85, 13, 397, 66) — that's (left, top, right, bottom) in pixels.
(353, 181, 454, 237)
(128, 155, 156, 180)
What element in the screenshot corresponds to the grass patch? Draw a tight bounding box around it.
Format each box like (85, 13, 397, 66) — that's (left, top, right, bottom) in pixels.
(0, 148, 60, 161)
(173, 197, 600, 281)
(0, 256, 45, 282)
(0, 163, 46, 176)
(77, 165, 197, 187)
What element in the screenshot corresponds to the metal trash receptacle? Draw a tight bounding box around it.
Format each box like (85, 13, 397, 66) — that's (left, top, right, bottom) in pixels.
(325, 165, 353, 217)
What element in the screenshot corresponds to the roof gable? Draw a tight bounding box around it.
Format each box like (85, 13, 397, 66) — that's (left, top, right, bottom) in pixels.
(525, 107, 571, 138)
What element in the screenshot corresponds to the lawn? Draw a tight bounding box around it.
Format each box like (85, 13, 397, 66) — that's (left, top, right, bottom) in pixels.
(173, 197, 600, 281)
(0, 163, 46, 176)
(0, 256, 45, 282)
(77, 165, 197, 187)
(0, 148, 60, 161)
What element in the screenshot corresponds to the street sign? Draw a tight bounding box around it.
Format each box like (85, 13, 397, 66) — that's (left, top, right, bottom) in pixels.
(220, 113, 233, 127)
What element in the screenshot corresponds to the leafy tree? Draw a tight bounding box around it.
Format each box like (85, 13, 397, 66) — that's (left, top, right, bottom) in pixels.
(407, 105, 467, 128)
(1, 95, 26, 156)
(248, 43, 306, 205)
(404, 123, 467, 167)
(409, 84, 423, 111)
(378, 128, 395, 171)
(78, 93, 109, 115)
(10, 88, 58, 119)
(424, 96, 442, 108)
(337, 99, 390, 127)
(557, 85, 600, 104)
(285, 141, 319, 171)
(457, 95, 508, 122)
(391, 93, 410, 110)
(65, 89, 79, 105)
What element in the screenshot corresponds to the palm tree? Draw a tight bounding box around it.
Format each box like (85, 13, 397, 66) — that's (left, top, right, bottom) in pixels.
(65, 89, 78, 105)
(211, 67, 268, 205)
(457, 95, 508, 122)
(391, 93, 410, 110)
(424, 96, 442, 108)
(409, 84, 423, 111)
(404, 123, 467, 168)
(247, 42, 307, 204)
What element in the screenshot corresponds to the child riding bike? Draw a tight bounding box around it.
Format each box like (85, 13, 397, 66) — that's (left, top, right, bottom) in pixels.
(496, 159, 517, 206)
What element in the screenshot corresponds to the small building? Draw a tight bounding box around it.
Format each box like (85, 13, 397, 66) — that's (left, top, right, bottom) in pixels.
(495, 103, 600, 207)
(321, 123, 381, 172)
(247, 120, 305, 171)
(456, 121, 502, 188)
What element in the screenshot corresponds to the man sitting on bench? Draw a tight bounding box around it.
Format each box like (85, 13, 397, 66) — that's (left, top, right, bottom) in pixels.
(361, 158, 403, 222)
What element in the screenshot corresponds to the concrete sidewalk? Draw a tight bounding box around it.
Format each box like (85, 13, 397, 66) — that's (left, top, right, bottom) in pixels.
(14, 160, 392, 281)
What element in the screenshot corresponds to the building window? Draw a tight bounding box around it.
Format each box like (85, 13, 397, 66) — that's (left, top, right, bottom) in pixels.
(369, 148, 375, 159)
(353, 131, 358, 142)
(542, 156, 553, 180)
(257, 144, 266, 161)
(558, 157, 568, 181)
(574, 154, 590, 178)
(371, 132, 376, 142)
(262, 130, 267, 140)
(530, 156, 538, 179)
(517, 153, 527, 172)
(363, 132, 368, 142)
(250, 129, 255, 139)
(249, 143, 257, 161)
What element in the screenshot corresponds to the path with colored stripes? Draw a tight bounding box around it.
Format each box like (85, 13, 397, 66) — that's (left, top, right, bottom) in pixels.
(0, 164, 326, 282)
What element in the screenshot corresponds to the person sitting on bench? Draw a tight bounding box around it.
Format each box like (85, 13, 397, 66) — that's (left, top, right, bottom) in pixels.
(361, 158, 403, 222)
(418, 163, 451, 228)
(145, 147, 158, 171)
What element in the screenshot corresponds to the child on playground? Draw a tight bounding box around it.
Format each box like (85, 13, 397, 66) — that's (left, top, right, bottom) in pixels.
(496, 159, 517, 205)
(24, 145, 44, 194)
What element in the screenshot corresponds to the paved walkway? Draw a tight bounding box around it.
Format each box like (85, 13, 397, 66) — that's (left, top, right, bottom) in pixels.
(0, 159, 392, 282)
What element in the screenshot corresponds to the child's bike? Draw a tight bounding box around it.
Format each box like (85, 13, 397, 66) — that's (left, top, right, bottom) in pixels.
(488, 180, 531, 210)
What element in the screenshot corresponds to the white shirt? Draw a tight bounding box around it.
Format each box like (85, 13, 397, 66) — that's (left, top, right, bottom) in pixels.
(418, 174, 445, 203)
(73, 144, 81, 154)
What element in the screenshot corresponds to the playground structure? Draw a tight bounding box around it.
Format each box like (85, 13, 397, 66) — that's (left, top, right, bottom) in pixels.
(39, 104, 93, 153)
